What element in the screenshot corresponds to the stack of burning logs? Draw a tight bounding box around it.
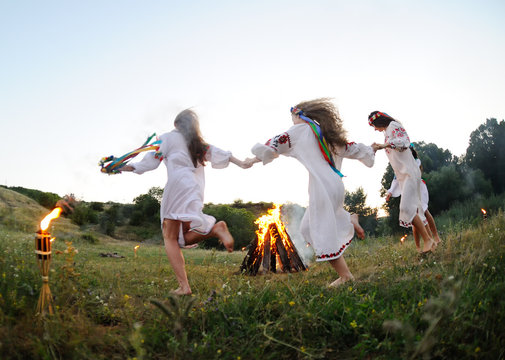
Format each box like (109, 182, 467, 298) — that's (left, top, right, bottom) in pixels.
(240, 204, 307, 275)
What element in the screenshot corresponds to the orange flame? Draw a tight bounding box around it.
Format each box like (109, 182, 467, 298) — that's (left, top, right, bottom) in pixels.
(481, 208, 487, 215)
(400, 234, 408, 244)
(134, 245, 140, 251)
(255, 203, 295, 254)
(40, 207, 62, 231)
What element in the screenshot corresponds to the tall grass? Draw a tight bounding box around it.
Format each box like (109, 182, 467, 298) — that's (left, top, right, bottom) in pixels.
(1, 212, 504, 359)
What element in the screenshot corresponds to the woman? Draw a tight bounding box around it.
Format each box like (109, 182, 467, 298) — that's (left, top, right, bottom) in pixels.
(122, 109, 251, 295)
(246, 99, 375, 287)
(369, 111, 435, 254)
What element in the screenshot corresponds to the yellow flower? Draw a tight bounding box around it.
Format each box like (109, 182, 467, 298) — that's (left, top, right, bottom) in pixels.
(289, 301, 295, 306)
(124, 294, 130, 301)
(300, 346, 306, 352)
(475, 347, 481, 353)
(350, 320, 358, 328)
(217, 349, 222, 354)
(348, 286, 353, 291)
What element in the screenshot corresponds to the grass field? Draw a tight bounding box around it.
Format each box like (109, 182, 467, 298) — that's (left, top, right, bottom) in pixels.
(1, 189, 504, 359)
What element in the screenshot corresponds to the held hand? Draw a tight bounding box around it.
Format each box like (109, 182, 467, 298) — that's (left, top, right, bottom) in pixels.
(243, 157, 260, 169)
(385, 192, 392, 202)
(371, 143, 385, 152)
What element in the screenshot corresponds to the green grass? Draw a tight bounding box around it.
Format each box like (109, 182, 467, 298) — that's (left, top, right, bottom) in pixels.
(1, 212, 505, 359)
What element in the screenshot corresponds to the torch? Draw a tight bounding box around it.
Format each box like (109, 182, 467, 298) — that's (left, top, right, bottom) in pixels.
(35, 207, 62, 316)
(134, 245, 140, 258)
(400, 234, 408, 245)
(481, 208, 487, 221)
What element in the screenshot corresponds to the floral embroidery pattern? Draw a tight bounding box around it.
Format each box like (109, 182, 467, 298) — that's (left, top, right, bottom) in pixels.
(345, 142, 355, 151)
(316, 238, 353, 260)
(266, 132, 291, 151)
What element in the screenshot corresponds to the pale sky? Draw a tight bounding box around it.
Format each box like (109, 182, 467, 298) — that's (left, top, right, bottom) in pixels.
(1, 0, 504, 210)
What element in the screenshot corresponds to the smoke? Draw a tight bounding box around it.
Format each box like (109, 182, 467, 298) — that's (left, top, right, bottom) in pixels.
(281, 203, 315, 265)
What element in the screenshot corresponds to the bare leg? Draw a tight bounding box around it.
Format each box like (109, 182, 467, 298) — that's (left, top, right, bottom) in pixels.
(350, 214, 365, 240)
(425, 210, 441, 244)
(327, 256, 355, 288)
(412, 227, 421, 252)
(162, 219, 192, 295)
(184, 221, 234, 252)
(411, 215, 434, 253)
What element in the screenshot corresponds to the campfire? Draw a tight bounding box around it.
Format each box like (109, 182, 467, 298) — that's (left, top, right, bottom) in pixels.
(240, 204, 307, 275)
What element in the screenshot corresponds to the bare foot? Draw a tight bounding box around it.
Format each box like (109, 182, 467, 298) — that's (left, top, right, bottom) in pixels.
(350, 214, 365, 239)
(328, 275, 354, 288)
(170, 287, 192, 296)
(214, 221, 234, 252)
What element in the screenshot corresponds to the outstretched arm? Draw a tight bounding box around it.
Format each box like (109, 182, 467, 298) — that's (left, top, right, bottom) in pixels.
(229, 155, 255, 169)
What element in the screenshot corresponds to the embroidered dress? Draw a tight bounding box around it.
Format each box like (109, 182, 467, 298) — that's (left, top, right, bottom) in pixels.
(131, 130, 231, 247)
(388, 177, 429, 212)
(252, 123, 375, 261)
(383, 121, 426, 227)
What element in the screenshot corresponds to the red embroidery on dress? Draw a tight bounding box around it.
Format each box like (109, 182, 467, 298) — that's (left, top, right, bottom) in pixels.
(316, 238, 353, 260)
(345, 142, 355, 151)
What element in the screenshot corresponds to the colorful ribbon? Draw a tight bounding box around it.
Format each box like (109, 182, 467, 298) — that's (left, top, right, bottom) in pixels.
(99, 134, 162, 174)
(368, 111, 393, 126)
(291, 107, 344, 177)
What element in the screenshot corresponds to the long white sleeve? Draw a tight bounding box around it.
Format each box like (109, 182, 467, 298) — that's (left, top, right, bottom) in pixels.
(205, 145, 232, 169)
(335, 142, 375, 168)
(131, 152, 163, 174)
(387, 177, 401, 197)
(252, 132, 292, 165)
(385, 121, 411, 152)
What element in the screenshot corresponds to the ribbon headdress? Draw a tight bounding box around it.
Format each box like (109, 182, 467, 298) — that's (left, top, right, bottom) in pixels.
(368, 111, 394, 126)
(291, 106, 344, 178)
(99, 133, 162, 174)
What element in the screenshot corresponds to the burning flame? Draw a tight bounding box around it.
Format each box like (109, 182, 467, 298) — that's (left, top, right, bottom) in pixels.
(40, 207, 62, 231)
(134, 245, 140, 251)
(400, 234, 408, 244)
(255, 203, 295, 253)
(481, 208, 487, 215)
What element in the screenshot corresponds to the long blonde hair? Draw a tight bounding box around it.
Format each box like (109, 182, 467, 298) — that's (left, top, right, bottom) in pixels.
(174, 109, 208, 167)
(293, 98, 348, 152)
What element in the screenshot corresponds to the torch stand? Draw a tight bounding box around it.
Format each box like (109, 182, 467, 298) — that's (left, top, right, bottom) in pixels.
(35, 231, 54, 315)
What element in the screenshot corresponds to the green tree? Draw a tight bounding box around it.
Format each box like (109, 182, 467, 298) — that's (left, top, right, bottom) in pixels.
(202, 204, 256, 250)
(465, 118, 505, 193)
(130, 187, 161, 225)
(344, 187, 378, 236)
(412, 141, 455, 174)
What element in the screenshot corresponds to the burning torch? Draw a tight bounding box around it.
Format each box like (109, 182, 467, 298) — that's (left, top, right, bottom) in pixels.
(35, 207, 62, 316)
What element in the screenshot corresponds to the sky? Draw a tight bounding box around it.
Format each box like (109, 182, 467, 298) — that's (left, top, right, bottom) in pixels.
(1, 0, 505, 211)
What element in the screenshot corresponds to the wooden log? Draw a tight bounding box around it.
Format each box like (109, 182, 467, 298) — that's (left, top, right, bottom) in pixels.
(285, 233, 307, 271)
(262, 230, 271, 273)
(270, 242, 277, 273)
(272, 225, 291, 272)
(240, 236, 258, 274)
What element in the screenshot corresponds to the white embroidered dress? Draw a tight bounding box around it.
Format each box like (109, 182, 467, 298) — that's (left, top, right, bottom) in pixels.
(388, 177, 429, 212)
(383, 121, 426, 227)
(131, 130, 232, 246)
(252, 123, 375, 261)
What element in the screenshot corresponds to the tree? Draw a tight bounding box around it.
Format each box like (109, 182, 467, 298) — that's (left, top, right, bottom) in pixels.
(344, 187, 378, 235)
(130, 187, 161, 225)
(412, 141, 455, 174)
(465, 118, 505, 193)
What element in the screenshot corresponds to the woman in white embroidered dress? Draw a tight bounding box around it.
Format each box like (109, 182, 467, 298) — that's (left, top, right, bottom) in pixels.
(246, 99, 375, 287)
(122, 109, 251, 295)
(386, 150, 441, 251)
(369, 111, 435, 254)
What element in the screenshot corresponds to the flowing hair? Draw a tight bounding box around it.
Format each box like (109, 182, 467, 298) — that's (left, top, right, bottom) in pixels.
(293, 98, 348, 153)
(174, 109, 208, 167)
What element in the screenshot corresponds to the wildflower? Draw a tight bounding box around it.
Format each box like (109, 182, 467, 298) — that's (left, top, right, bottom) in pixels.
(348, 286, 353, 291)
(475, 347, 481, 353)
(124, 294, 130, 301)
(289, 301, 295, 306)
(217, 349, 222, 354)
(300, 346, 306, 352)
(237, 291, 242, 296)
(350, 320, 358, 328)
